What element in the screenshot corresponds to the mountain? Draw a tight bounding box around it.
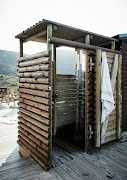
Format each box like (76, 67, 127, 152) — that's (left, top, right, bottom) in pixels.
(0, 49, 77, 76)
(56, 48, 76, 74)
(0, 50, 19, 76)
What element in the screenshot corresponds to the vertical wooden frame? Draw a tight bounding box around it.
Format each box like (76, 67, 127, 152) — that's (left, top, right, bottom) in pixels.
(116, 54, 122, 139)
(20, 39, 23, 57)
(85, 34, 90, 152)
(85, 49, 89, 152)
(75, 50, 80, 131)
(53, 45, 57, 135)
(95, 49, 101, 147)
(47, 24, 53, 167)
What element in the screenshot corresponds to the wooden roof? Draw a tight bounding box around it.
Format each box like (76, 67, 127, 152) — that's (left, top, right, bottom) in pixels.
(15, 19, 118, 46)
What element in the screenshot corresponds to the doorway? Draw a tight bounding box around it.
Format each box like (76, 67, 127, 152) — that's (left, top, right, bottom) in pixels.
(53, 48, 86, 150)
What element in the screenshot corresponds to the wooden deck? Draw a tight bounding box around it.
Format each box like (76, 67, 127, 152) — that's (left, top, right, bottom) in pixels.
(0, 102, 127, 180)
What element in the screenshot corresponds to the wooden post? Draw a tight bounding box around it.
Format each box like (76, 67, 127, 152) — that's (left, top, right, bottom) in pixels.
(85, 34, 90, 152)
(116, 54, 122, 139)
(95, 49, 101, 147)
(53, 45, 57, 135)
(75, 50, 80, 131)
(85, 34, 90, 45)
(19, 38, 28, 157)
(85, 49, 89, 152)
(20, 39, 23, 57)
(47, 24, 53, 167)
(111, 40, 115, 50)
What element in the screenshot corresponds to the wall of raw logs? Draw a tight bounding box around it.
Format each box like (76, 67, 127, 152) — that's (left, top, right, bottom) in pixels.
(17, 51, 51, 170)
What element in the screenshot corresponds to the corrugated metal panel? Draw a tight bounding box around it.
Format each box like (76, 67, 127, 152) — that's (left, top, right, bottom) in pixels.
(15, 19, 118, 46)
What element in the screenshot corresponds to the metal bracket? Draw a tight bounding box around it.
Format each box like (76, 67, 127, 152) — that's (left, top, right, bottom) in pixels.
(88, 124, 94, 139)
(48, 86, 52, 90)
(89, 57, 95, 71)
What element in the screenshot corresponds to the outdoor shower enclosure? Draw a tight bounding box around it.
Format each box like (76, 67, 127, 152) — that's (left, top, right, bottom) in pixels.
(16, 19, 122, 170)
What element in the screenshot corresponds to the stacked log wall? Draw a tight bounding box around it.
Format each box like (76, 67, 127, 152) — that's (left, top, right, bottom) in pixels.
(17, 51, 51, 170)
(94, 51, 122, 146)
(104, 52, 122, 143)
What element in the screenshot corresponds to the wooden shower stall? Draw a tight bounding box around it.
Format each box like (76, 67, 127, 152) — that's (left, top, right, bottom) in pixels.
(16, 19, 122, 170)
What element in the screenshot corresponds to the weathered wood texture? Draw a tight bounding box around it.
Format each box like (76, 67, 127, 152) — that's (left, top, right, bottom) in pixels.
(17, 51, 52, 170)
(85, 50, 95, 152)
(75, 50, 85, 132)
(122, 40, 127, 131)
(94, 49, 101, 147)
(1, 119, 127, 180)
(93, 51, 122, 146)
(55, 74, 77, 129)
(103, 52, 122, 144)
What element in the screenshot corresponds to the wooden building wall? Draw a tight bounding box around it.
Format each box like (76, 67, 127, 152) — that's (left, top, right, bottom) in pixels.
(122, 40, 127, 131)
(104, 52, 122, 143)
(17, 51, 52, 170)
(94, 51, 122, 147)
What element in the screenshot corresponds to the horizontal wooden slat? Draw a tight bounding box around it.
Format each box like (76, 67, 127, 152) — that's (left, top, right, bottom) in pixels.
(17, 83, 49, 91)
(18, 111, 49, 132)
(18, 126, 49, 152)
(18, 64, 49, 72)
(57, 93, 77, 98)
(18, 77, 49, 84)
(17, 71, 49, 78)
(18, 107, 49, 125)
(105, 129, 116, 138)
(17, 140, 50, 170)
(18, 57, 49, 67)
(18, 116, 49, 140)
(56, 82, 76, 86)
(18, 130, 49, 159)
(104, 134, 116, 143)
(18, 93, 49, 105)
(56, 74, 75, 78)
(18, 88, 49, 98)
(56, 97, 77, 102)
(18, 102, 49, 118)
(18, 121, 49, 145)
(107, 124, 116, 132)
(18, 137, 50, 168)
(56, 85, 77, 90)
(17, 51, 49, 62)
(56, 102, 77, 107)
(56, 78, 76, 82)
(18, 98, 49, 111)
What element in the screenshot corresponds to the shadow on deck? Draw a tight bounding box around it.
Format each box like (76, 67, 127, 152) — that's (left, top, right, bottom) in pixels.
(0, 102, 127, 180)
(0, 141, 127, 180)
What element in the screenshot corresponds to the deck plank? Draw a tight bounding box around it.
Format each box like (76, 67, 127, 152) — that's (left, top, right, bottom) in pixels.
(0, 102, 127, 180)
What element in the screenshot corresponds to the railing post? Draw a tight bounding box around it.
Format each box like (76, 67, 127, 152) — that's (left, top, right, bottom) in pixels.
(47, 24, 53, 167)
(20, 39, 23, 57)
(116, 54, 122, 139)
(94, 49, 101, 147)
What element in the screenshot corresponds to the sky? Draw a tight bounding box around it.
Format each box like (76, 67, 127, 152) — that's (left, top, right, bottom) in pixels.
(0, 0, 127, 54)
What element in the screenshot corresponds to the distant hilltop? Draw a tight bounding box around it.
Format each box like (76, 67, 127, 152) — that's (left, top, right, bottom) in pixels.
(0, 50, 19, 76)
(0, 49, 76, 76)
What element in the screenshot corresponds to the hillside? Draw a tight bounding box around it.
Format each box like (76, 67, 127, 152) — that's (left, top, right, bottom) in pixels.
(0, 50, 19, 76)
(0, 49, 76, 76)
(0, 49, 76, 94)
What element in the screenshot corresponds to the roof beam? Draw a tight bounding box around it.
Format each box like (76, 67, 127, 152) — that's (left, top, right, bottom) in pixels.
(23, 29, 47, 43)
(23, 25, 57, 43)
(49, 37, 122, 54)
